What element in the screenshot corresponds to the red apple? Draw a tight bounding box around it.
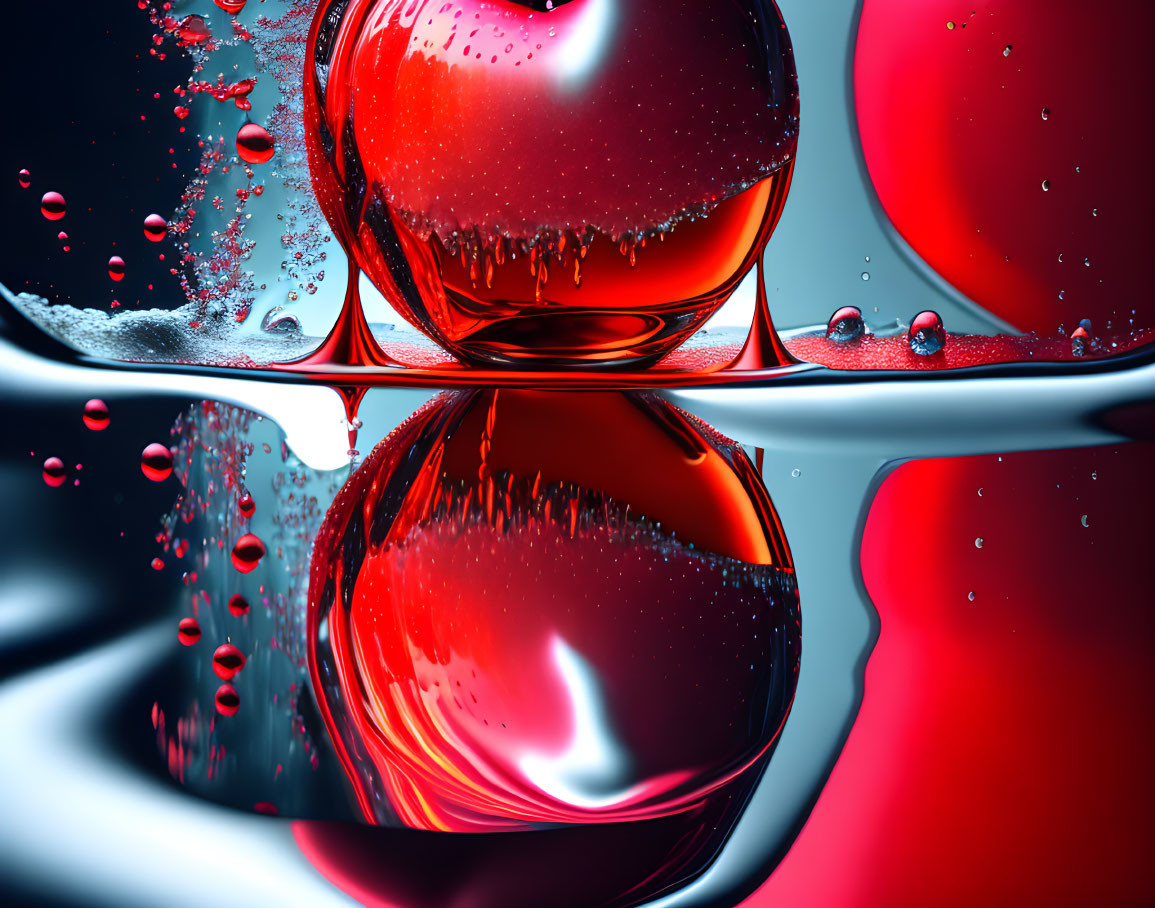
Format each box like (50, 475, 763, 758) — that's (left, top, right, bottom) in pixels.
(304, 0, 798, 366)
(307, 390, 799, 847)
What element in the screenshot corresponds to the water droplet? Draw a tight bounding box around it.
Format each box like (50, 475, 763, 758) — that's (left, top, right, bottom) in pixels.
(231, 533, 266, 573)
(236, 123, 275, 164)
(860, 271, 870, 281)
(17, 168, 30, 188)
(178, 617, 201, 646)
(107, 256, 126, 282)
(141, 443, 174, 481)
(1041, 108, 1050, 120)
(228, 593, 251, 617)
(1092, 208, 1098, 217)
(260, 306, 301, 334)
(908, 310, 946, 355)
(215, 683, 240, 716)
(42, 457, 66, 487)
(151, 557, 165, 571)
(1070, 326, 1089, 357)
(238, 492, 256, 519)
(1041, 179, 1050, 192)
(968, 591, 975, 602)
(1079, 318, 1093, 332)
(975, 537, 984, 548)
(40, 191, 66, 220)
(1091, 471, 1098, 480)
(143, 213, 168, 242)
(1083, 257, 1090, 267)
(946, 20, 955, 29)
(1058, 290, 1065, 300)
(213, 643, 247, 680)
(1058, 253, 1063, 263)
(825, 306, 866, 342)
(977, 488, 983, 497)
(83, 399, 110, 431)
(1080, 514, 1089, 528)
(791, 468, 801, 478)
(1003, 44, 1012, 56)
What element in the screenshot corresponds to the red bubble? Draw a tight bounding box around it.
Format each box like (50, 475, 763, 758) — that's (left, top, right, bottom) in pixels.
(141, 443, 174, 481)
(83, 398, 110, 430)
(236, 123, 274, 164)
(227, 593, 250, 616)
(107, 256, 126, 282)
(174, 105, 190, 120)
(143, 213, 168, 242)
(231, 533, 266, 573)
(212, 643, 247, 680)
(40, 191, 66, 220)
(238, 492, 255, 519)
(42, 457, 66, 487)
(215, 683, 240, 716)
(151, 557, 165, 571)
(178, 617, 202, 646)
(18, 168, 30, 188)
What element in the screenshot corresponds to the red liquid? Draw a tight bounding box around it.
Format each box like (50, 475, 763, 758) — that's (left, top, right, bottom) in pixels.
(306, 390, 798, 897)
(302, 0, 798, 368)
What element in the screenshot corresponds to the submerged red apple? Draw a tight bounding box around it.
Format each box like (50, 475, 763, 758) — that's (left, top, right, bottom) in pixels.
(304, 0, 798, 366)
(306, 390, 800, 899)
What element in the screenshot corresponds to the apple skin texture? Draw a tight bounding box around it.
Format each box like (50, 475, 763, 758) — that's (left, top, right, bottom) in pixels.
(304, 0, 798, 366)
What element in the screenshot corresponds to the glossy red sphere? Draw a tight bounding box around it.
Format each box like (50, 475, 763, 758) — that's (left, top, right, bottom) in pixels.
(212, 643, 247, 680)
(140, 443, 173, 482)
(231, 533, 266, 573)
(303, 0, 798, 367)
(177, 617, 202, 646)
(236, 123, 275, 165)
(82, 398, 110, 431)
(307, 389, 799, 859)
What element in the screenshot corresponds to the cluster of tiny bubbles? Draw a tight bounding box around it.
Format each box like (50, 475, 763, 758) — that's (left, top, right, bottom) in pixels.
(150, 401, 346, 812)
(388, 468, 799, 607)
(908, 310, 946, 356)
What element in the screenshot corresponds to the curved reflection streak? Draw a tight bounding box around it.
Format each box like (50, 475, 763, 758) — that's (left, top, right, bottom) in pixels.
(0, 626, 353, 908)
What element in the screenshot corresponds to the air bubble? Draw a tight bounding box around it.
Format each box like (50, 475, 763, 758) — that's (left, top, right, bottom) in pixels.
(825, 306, 866, 343)
(908, 310, 945, 356)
